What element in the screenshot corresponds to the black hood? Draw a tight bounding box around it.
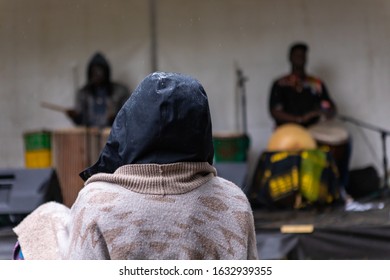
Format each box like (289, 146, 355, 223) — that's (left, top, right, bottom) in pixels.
(86, 52, 111, 84)
(80, 72, 214, 181)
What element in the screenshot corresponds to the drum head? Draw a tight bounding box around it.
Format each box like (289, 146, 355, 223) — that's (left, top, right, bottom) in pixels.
(267, 124, 317, 151)
(308, 119, 349, 145)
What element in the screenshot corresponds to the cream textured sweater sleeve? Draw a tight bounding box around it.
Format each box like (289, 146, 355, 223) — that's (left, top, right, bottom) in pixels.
(13, 202, 70, 260)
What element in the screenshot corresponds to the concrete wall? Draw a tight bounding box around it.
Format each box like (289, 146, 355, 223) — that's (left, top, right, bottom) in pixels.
(2, 0, 390, 180)
(0, 0, 151, 167)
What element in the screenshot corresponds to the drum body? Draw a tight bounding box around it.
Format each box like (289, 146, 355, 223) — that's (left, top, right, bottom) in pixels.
(308, 119, 349, 146)
(308, 119, 350, 183)
(212, 133, 249, 162)
(52, 127, 110, 207)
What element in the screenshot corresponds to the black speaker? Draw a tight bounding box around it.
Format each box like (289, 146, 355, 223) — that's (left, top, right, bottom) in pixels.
(0, 168, 62, 216)
(346, 166, 380, 199)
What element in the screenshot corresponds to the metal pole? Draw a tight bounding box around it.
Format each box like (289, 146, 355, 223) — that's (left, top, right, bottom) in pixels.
(382, 132, 388, 189)
(241, 82, 247, 134)
(338, 114, 390, 191)
(149, 0, 158, 72)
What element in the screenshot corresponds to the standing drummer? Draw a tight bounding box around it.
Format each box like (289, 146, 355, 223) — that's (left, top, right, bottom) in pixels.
(269, 42, 337, 127)
(66, 52, 130, 128)
(268, 42, 351, 197)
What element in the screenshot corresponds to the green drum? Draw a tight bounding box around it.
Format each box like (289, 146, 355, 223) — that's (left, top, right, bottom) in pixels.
(212, 133, 250, 162)
(23, 130, 52, 168)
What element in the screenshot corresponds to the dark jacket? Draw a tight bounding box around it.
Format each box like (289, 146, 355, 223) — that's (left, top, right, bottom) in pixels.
(72, 52, 130, 127)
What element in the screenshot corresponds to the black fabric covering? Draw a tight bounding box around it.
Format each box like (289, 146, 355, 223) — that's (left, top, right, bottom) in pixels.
(250, 152, 301, 209)
(291, 226, 390, 259)
(80, 72, 214, 181)
(254, 202, 390, 259)
(249, 150, 341, 210)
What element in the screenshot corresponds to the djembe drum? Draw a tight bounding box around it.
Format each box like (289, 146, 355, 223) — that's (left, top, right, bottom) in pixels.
(308, 118, 350, 169)
(52, 127, 110, 207)
(249, 124, 341, 209)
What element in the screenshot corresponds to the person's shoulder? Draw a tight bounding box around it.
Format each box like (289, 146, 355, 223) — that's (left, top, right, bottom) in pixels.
(77, 84, 91, 94)
(75, 180, 124, 205)
(306, 75, 325, 85)
(273, 73, 294, 87)
(82, 179, 123, 192)
(111, 82, 129, 91)
(111, 82, 130, 98)
(209, 176, 252, 208)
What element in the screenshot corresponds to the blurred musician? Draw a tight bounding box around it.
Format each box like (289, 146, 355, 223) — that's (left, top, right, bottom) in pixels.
(268, 42, 351, 193)
(269, 42, 337, 128)
(66, 52, 130, 127)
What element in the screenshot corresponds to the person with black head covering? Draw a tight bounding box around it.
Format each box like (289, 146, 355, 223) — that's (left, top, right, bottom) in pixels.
(12, 72, 258, 260)
(66, 52, 130, 127)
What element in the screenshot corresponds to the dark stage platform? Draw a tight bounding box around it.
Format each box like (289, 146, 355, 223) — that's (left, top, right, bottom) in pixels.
(254, 197, 390, 259)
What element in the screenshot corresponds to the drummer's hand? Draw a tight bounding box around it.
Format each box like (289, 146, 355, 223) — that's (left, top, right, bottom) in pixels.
(320, 100, 337, 119)
(323, 109, 336, 119)
(108, 113, 116, 125)
(66, 109, 78, 120)
(302, 110, 321, 123)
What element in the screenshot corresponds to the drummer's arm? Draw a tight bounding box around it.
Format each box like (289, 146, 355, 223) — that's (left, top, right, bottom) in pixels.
(319, 83, 337, 119)
(271, 108, 300, 124)
(66, 109, 82, 124)
(67, 89, 85, 125)
(270, 107, 321, 125)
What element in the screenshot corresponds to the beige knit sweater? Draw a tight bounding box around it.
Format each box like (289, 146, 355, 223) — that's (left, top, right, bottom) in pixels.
(13, 162, 258, 260)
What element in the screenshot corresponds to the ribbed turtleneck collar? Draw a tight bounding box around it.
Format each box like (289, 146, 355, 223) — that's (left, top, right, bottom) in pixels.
(85, 162, 217, 195)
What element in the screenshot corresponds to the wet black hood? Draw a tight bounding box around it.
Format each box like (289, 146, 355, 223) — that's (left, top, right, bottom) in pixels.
(80, 72, 214, 181)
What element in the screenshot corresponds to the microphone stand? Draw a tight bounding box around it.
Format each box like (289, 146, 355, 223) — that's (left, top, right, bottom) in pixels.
(236, 67, 248, 135)
(235, 66, 251, 166)
(338, 114, 390, 192)
(83, 95, 92, 167)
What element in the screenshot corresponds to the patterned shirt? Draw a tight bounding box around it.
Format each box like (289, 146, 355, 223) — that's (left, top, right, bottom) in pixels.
(269, 74, 335, 126)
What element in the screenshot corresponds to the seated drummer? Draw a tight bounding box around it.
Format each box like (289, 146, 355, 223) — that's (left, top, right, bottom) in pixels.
(269, 42, 337, 127)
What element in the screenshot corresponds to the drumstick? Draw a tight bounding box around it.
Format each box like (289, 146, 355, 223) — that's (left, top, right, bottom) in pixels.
(40, 101, 70, 113)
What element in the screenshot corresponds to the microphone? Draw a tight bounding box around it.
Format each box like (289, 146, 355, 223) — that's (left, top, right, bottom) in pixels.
(234, 62, 248, 85)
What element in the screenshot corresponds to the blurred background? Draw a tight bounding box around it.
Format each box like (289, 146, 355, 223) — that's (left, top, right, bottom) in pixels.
(1, 0, 390, 181)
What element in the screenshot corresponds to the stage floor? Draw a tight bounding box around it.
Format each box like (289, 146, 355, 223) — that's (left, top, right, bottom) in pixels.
(254, 196, 390, 259)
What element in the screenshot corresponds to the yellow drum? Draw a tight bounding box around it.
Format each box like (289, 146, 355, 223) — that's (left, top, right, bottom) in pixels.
(267, 124, 317, 152)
